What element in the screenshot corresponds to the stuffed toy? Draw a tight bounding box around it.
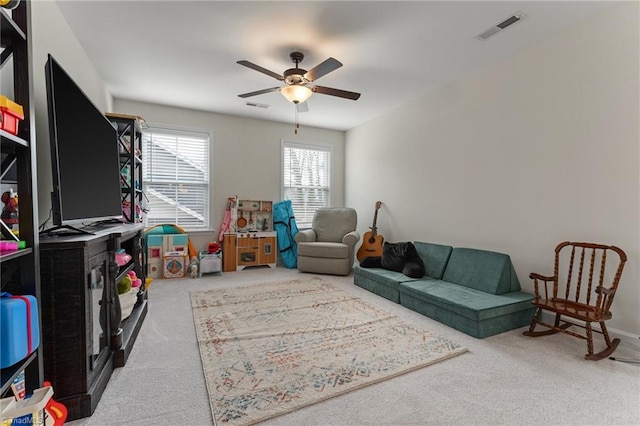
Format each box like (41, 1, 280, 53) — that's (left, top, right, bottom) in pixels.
(189, 256, 199, 278)
(360, 241, 425, 278)
(1, 188, 18, 229)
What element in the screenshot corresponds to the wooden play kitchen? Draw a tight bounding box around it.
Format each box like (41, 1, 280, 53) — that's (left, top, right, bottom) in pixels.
(223, 199, 277, 272)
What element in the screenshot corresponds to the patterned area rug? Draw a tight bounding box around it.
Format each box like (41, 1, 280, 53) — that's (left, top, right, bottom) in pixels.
(191, 277, 467, 425)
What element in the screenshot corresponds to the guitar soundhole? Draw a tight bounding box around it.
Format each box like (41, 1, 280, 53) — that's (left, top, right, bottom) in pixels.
(369, 238, 376, 244)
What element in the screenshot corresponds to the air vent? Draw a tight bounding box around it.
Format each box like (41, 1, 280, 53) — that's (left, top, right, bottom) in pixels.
(245, 101, 270, 109)
(475, 12, 526, 41)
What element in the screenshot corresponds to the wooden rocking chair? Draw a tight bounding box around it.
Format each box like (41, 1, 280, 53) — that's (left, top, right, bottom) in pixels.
(523, 241, 627, 360)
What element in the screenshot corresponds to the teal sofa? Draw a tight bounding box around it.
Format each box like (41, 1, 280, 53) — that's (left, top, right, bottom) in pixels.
(354, 242, 536, 338)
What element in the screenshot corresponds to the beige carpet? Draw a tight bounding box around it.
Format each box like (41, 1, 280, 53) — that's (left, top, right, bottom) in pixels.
(191, 276, 467, 426)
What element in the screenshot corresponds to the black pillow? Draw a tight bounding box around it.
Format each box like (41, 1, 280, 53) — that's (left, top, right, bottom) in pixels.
(359, 256, 382, 268)
(380, 242, 408, 272)
(380, 241, 425, 278)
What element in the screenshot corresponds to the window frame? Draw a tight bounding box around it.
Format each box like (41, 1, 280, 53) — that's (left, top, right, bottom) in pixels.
(281, 139, 333, 229)
(142, 124, 211, 231)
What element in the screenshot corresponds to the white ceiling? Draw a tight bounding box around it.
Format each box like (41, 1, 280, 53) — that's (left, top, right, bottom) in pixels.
(55, 1, 613, 131)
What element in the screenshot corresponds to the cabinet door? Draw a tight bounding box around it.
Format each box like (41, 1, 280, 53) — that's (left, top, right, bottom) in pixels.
(222, 234, 236, 272)
(87, 252, 111, 378)
(260, 237, 276, 264)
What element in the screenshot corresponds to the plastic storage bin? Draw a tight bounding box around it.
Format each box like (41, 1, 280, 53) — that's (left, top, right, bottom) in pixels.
(0, 293, 40, 368)
(0, 95, 24, 135)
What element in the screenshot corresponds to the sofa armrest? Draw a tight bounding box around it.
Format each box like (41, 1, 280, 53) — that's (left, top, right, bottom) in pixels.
(342, 230, 361, 249)
(295, 229, 317, 243)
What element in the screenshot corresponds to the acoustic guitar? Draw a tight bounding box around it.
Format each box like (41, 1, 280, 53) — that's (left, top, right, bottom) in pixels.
(357, 201, 384, 261)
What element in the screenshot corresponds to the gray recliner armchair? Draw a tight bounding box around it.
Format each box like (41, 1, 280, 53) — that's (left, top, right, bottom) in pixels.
(295, 207, 360, 276)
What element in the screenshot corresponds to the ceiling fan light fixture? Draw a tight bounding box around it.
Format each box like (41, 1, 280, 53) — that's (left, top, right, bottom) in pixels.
(281, 85, 312, 104)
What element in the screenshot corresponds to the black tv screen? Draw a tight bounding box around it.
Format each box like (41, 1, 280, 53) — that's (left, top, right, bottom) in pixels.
(45, 54, 122, 227)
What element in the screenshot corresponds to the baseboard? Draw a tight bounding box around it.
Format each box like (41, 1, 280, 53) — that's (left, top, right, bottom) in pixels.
(609, 328, 640, 351)
(539, 312, 640, 351)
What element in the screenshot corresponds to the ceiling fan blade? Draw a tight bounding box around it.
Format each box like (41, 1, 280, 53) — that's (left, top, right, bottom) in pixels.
(237, 60, 283, 81)
(296, 102, 309, 113)
(238, 86, 281, 98)
(312, 85, 361, 100)
(304, 57, 342, 82)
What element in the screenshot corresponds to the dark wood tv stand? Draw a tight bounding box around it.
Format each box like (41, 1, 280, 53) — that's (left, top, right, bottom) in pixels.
(39, 223, 148, 421)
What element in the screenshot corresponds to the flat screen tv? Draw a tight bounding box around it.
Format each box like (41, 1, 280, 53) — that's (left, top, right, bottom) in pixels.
(44, 54, 122, 233)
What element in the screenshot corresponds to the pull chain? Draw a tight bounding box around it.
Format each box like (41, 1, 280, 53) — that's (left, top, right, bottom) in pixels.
(294, 103, 299, 135)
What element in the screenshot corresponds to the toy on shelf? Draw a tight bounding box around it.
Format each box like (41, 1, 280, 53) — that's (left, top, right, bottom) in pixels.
(128, 270, 142, 288)
(116, 275, 132, 295)
(0, 0, 21, 11)
(1, 189, 19, 234)
(0, 96, 24, 135)
(117, 271, 141, 321)
(0, 240, 26, 253)
(115, 249, 132, 267)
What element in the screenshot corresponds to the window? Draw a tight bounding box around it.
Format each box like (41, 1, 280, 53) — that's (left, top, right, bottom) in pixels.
(282, 141, 331, 228)
(142, 127, 209, 230)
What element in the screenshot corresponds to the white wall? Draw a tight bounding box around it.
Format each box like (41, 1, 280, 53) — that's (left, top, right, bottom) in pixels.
(113, 99, 345, 250)
(345, 4, 639, 336)
(31, 1, 114, 226)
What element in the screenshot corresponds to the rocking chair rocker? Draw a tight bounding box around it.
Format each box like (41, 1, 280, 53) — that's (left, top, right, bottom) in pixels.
(523, 241, 627, 360)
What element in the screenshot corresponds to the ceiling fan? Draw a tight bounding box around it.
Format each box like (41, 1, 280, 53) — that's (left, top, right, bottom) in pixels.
(237, 52, 361, 109)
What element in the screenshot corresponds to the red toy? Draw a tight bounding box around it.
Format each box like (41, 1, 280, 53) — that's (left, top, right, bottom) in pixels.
(43, 380, 68, 426)
(208, 241, 221, 254)
(1, 188, 18, 229)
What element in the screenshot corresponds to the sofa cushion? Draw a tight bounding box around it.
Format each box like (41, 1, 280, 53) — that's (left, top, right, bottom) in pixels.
(354, 265, 424, 291)
(399, 280, 534, 321)
(441, 248, 520, 295)
(354, 265, 433, 303)
(297, 242, 348, 259)
(413, 242, 453, 279)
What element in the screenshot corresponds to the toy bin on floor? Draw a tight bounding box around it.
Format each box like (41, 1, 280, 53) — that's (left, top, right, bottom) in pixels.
(163, 251, 187, 279)
(0, 293, 40, 368)
(199, 251, 222, 277)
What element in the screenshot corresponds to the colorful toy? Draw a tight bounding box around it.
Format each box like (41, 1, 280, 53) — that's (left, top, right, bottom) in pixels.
(0, 240, 26, 253)
(0, 0, 21, 11)
(208, 241, 221, 254)
(0, 386, 51, 426)
(1, 188, 19, 231)
(43, 381, 67, 426)
(115, 249, 132, 266)
(189, 256, 199, 278)
(116, 276, 132, 295)
(128, 270, 142, 288)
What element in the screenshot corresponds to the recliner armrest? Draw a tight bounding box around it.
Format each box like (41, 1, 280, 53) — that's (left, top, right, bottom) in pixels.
(295, 229, 317, 243)
(342, 230, 360, 248)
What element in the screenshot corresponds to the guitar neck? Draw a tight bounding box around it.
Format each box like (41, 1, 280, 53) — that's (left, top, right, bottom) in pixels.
(369, 209, 379, 236)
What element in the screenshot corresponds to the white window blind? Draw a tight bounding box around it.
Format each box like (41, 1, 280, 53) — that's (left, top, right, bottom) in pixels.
(142, 127, 209, 230)
(282, 142, 331, 228)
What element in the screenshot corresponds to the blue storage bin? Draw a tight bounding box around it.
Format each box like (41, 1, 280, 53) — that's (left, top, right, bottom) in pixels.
(0, 293, 40, 368)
